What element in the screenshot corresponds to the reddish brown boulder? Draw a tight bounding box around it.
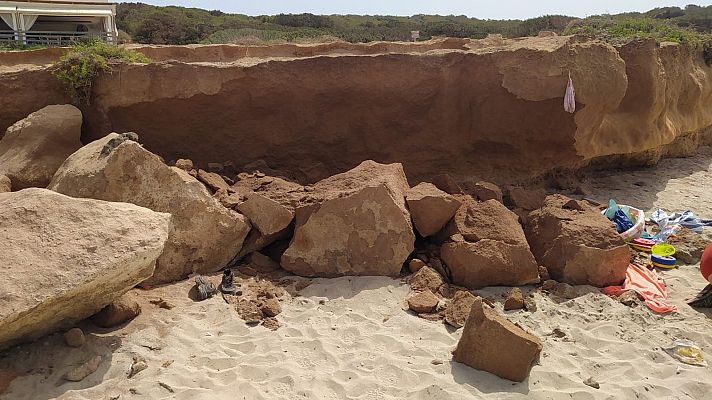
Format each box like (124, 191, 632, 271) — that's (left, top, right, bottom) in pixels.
(197, 169, 230, 192)
(441, 239, 540, 289)
(407, 290, 439, 313)
(438, 195, 540, 288)
(444, 290, 477, 328)
(453, 297, 542, 382)
(471, 181, 503, 203)
(406, 182, 461, 237)
(442, 197, 529, 245)
(281, 160, 415, 277)
(430, 174, 463, 195)
(408, 266, 445, 293)
(506, 186, 547, 211)
(525, 195, 630, 287)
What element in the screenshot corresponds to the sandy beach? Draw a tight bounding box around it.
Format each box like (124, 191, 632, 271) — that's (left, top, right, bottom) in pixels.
(1, 148, 711, 399)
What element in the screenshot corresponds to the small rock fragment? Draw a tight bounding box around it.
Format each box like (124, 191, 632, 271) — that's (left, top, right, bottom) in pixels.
(260, 298, 282, 317)
(63, 328, 85, 348)
(92, 294, 141, 328)
(408, 266, 445, 293)
(471, 181, 503, 203)
(504, 288, 525, 311)
(554, 282, 578, 299)
(174, 159, 193, 171)
(128, 355, 148, 378)
(617, 290, 639, 307)
(523, 296, 537, 312)
(584, 377, 600, 389)
(262, 317, 280, 331)
(444, 290, 477, 328)
(408, 258, 427, 273)
(197, 169, 230, 192)
(541, 280, 557, 291)
(407, 290, 439, 314)
(538, 266, 551, 282)
(63, 355, 102, 382)
(158, 382, 175, 393)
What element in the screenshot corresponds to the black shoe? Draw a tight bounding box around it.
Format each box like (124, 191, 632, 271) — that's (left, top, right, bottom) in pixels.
(220, 269, 237, 295)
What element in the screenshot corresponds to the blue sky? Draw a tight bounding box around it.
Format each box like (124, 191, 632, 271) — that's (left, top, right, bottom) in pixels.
(121, 1, 703, 19)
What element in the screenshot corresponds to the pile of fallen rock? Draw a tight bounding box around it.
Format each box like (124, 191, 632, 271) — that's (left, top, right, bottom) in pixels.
(0, 105, 633, 383)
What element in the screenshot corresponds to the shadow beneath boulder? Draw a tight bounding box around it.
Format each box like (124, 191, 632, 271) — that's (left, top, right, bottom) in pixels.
(0, 330, 121, 400)
(449, 360, 531, 395)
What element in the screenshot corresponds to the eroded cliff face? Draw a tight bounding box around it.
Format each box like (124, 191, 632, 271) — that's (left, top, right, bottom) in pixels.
(1, 36, 710, 183)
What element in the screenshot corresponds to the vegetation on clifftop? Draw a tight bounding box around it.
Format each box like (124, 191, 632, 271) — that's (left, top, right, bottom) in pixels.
(53, 41, 150, 102)
(114, 3, 712, 45)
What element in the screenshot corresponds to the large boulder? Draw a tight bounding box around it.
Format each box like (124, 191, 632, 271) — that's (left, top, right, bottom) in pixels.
(281, 160, 415, 277)
(0, 188, 169, 351)
(439, 196, 540, 288)
(48, 133, 251, 284)
(453, 297, 542, 382)
(0, 105, 82, 189)
(441, 239, 540, 289)
(406, 182, 461, 237)
(525, 195, 631, 287)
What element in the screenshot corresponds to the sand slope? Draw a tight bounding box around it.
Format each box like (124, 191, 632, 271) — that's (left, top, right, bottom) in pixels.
(2, 148, 712, 399)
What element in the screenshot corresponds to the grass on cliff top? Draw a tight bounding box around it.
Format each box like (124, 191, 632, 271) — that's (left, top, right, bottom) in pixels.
(53, 40, 150, 103)
(564, 16, 709, 44)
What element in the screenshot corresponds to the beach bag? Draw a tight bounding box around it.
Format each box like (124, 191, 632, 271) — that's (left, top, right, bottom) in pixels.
(564, 73, 575, 113)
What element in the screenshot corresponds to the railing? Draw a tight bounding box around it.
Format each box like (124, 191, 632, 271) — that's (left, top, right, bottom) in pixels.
(0, 30, 115, 46)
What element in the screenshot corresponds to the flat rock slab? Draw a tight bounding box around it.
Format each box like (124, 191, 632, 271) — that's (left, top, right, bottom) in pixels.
(0, 188, 170, 351)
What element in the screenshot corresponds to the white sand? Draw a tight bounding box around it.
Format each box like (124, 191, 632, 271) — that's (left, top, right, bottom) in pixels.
(2, 148, 712, 399)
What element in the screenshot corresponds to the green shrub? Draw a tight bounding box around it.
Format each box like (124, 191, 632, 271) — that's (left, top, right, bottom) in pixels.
(53, 40, 150, 102)
(564, 16, 705, 44)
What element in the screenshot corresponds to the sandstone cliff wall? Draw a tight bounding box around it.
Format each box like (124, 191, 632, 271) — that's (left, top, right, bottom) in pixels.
(1, 36, 710, 183)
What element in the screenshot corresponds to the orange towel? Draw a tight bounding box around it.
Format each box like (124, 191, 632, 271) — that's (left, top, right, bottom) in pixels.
(602, 263, 677, 313)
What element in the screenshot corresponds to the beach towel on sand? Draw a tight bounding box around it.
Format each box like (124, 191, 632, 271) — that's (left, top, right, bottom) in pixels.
(602, 263, 677, 313)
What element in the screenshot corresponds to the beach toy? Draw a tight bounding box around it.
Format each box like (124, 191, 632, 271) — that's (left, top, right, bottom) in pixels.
(651, 254, 676, 269)
(633, 238, 656, 247)
(630, 238, 655, 252)
(602, 205, 646, 241)
(651, 243, 676, 257)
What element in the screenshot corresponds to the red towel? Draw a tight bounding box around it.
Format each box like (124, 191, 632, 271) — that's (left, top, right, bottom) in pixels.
(602, 263, 677, 313)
